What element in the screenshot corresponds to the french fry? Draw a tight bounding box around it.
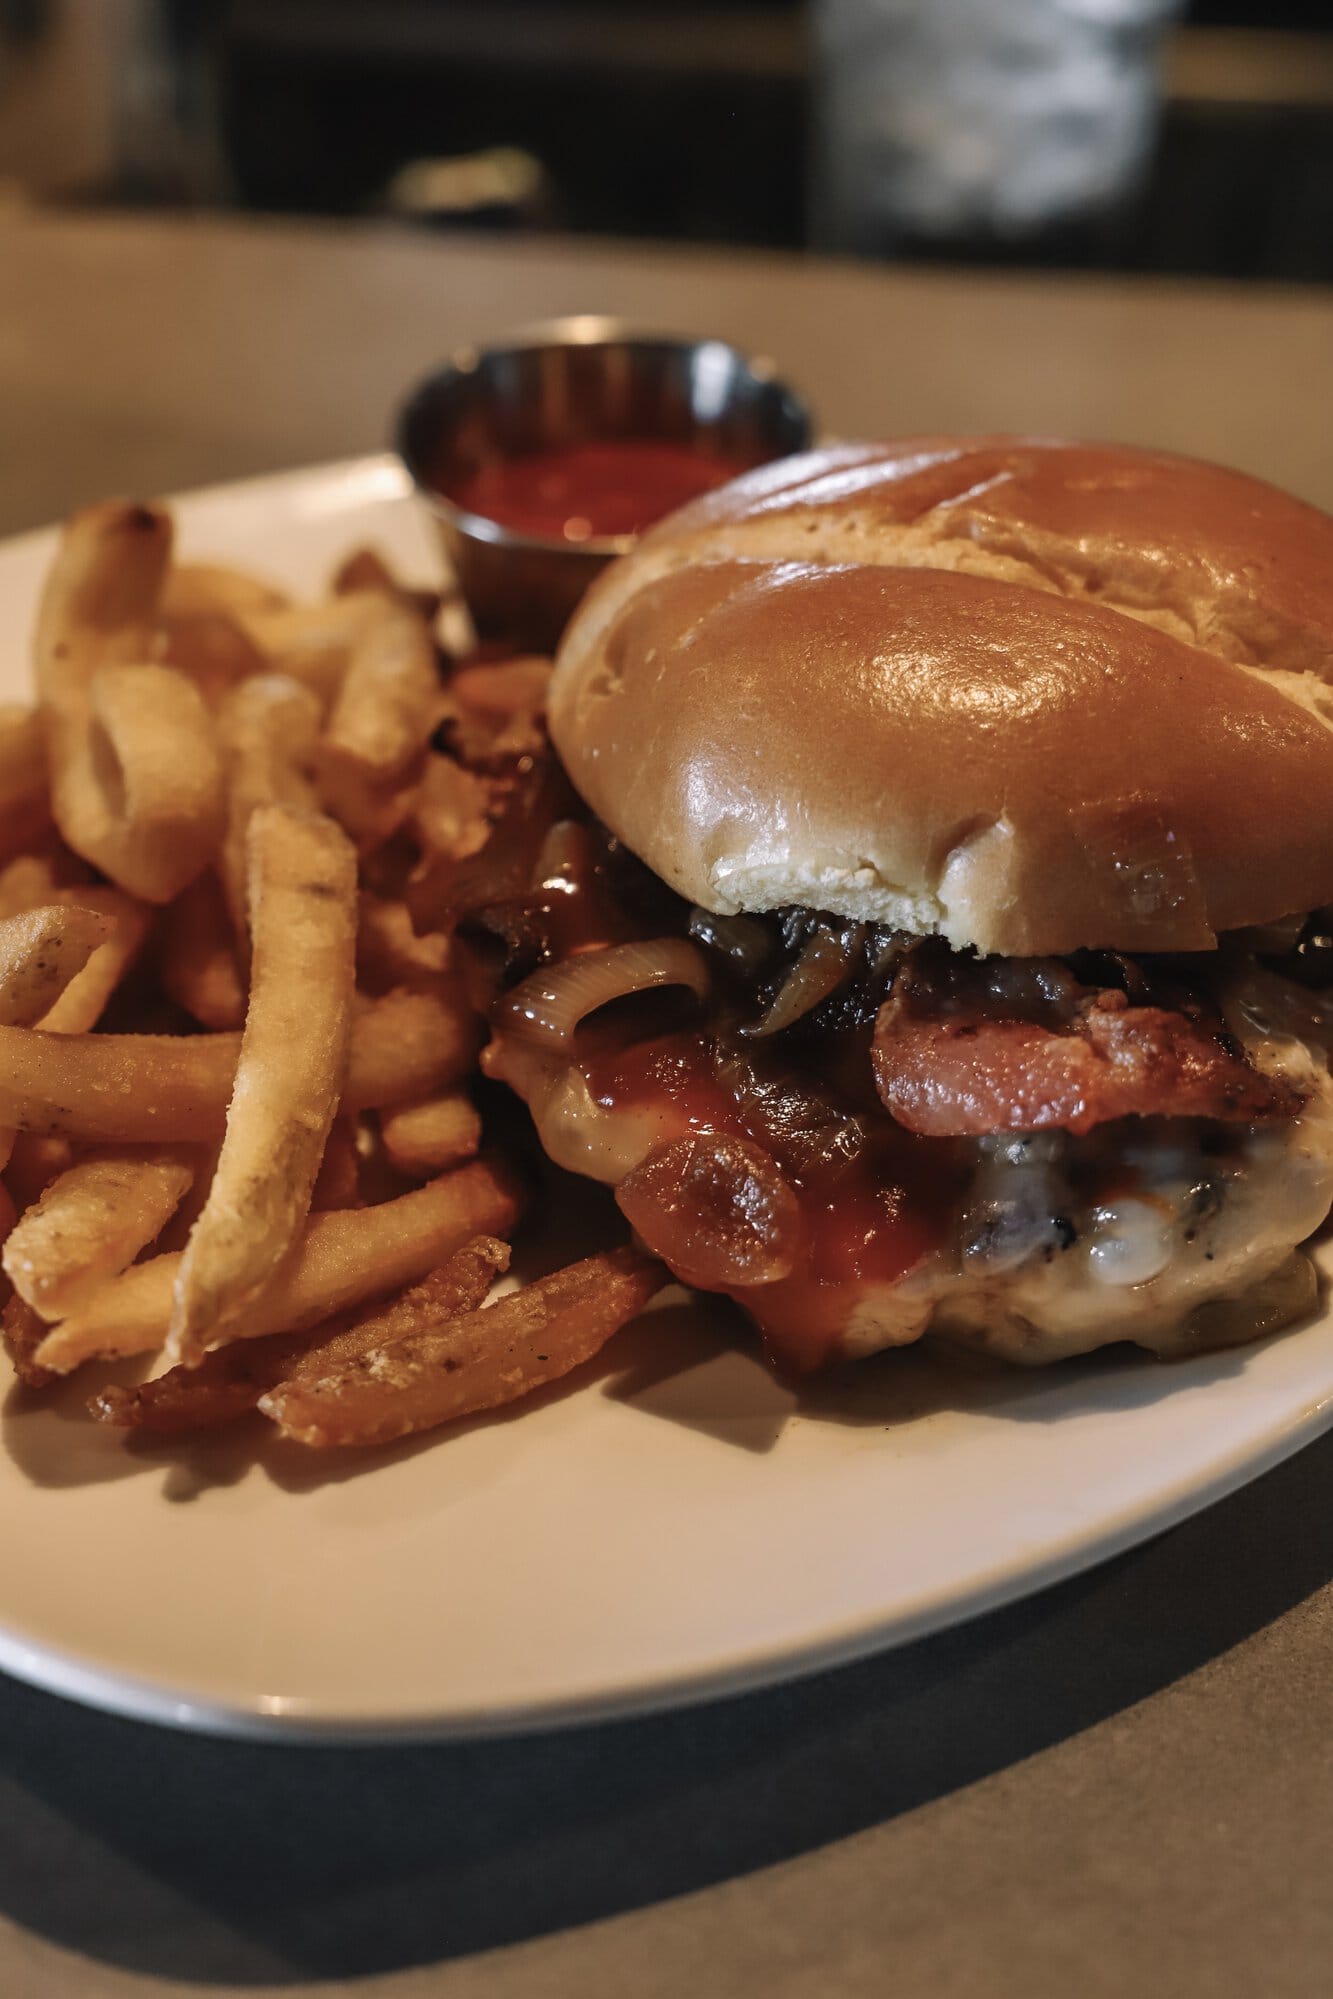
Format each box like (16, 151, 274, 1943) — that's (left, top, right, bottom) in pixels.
(168, 804, 357, 1363)
(49, 662, 225, 904)
(91, 1235, 509, 1434)
(259, 1246, 666, 1449)
(0, 904, 113, 1026)
(406, 753, 491, 868)
(331, 546, 440, 623)
(159, 611, 270, 711)
(3, 1291, 53, 1390)
(357, 894, 451, 991)
(0, 705, 53, 861)
(318, 765, 419, 856)
(3, 1149, 194, 1321)
(218, 674, 322, 943)
(280, 1235, 508, 1380)
(345, 985, 481, 1109)
(159, 872, 246, 1030)
(379, 1092, 481, 1178)
(0, 900, 114, 1166)
(161, 562, 288, 621)
(35, 1158, 523, 1374)
(0, 985, 479, 1143)
(34, 500, 172, 705)
(35, 503, 173, 876)
(318, 596, 441, 807)
(38, 887, 153, 1034)
(6, 501, 647, 1491)
(0, 893, 122, 1170)
(238, 593, 383, 710)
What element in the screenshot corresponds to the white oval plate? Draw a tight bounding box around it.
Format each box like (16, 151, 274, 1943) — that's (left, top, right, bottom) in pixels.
(1, 456, 1331, 1741)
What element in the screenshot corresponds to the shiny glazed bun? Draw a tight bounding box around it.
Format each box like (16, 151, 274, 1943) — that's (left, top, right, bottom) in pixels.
(547, 438, 1333, 956)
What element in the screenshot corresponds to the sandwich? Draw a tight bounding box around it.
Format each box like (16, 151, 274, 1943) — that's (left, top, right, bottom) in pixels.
(478, 437, 1333, 1369)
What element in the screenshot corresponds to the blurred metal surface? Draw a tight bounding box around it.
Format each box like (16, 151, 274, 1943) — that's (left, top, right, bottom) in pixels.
(398, 317, 811, 646)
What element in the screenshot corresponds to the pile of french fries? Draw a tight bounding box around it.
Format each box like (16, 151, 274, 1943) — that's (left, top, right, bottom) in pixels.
(0, 500, 664, 1450)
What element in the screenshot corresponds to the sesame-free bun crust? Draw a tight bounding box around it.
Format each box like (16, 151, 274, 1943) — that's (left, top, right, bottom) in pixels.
(548, 438, 1333, 955)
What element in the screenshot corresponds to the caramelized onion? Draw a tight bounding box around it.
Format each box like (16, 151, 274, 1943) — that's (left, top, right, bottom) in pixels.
(616, 1133, 800, 1288)
(687, 907, 774, 976)
(744, 923, 865, 1038)
(496, 938, 710, 1052)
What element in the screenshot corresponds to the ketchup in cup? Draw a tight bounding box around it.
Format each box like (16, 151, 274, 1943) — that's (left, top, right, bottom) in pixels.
(446, 438, 750, 545)
(398, 329, 811, 644)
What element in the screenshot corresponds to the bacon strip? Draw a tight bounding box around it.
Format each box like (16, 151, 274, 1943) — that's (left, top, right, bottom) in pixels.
(872, 986, 1303, 1137)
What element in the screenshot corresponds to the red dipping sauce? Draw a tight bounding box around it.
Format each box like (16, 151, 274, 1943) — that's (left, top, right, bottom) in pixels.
(446, 439, 749, 544)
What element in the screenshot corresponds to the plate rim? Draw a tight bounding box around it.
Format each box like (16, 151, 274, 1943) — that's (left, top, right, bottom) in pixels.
(0, 1375, 1328, 1743)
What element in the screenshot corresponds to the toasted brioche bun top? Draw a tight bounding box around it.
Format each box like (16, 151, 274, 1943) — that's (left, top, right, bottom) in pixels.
(547, 437, 1333, 956)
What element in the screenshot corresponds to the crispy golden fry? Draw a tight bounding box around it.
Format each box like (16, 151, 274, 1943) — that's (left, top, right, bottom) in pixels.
(161, 562, 288, 621)
(0, 898, 116, 1164)
(259, 1246, 665, 1449)
(379, 1092, 481, 1178)
(35, 503, 174, 878)
(357, 894, 450, 992)
(91, 1235, 509, 1434)
(159, 872, 246, 1030)
(168, 805, 357, 1363)
(0, 904, 113, 1026)
(331, 546, 440, 623)
(407, 753, 491, 867)
(280, 1235, 509, 1379)
(319, 596, 440, 796)
(332, 547, 398, 597)
(36, 1158, 522, 1374)
(3, 1290, 53, 1390)
(159, 611, 270, 711)
(0, 705, 53, 861)
(320, 766, 419, 856)
(34, 501, 172, 704)
(218, 674, 322, 943)
(344, 984, 480, 1108)
(49, 662, 225, 903)
(0, 985, 478, 1144)
(238, 593, 382, 710)
(3, 1148, 194, 1321)
(38, 887, 152, 1034)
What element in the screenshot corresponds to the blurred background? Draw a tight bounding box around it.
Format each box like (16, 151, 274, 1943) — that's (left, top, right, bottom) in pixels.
(0, 0, 1329, 279)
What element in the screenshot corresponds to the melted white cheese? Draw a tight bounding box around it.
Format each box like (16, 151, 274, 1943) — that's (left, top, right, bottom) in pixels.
(849, 1077, 1333, 1363)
